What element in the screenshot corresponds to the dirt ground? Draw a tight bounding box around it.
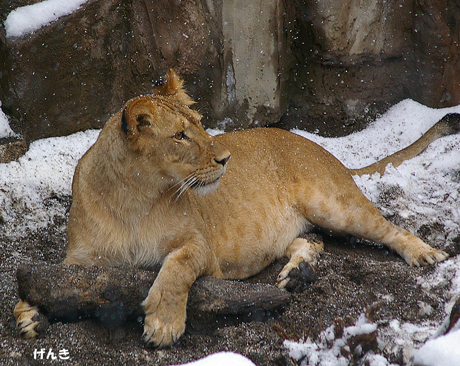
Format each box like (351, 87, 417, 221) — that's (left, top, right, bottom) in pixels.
(1, 195, 458, 366)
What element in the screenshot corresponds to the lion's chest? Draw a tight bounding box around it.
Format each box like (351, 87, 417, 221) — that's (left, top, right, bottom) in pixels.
(98, 205, 200, 268)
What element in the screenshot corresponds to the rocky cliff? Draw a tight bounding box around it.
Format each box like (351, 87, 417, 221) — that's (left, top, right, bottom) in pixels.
(1, 0, 459, 160)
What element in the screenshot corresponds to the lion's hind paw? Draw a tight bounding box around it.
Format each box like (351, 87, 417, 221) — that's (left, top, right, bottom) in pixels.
(277, 261, 317, 293)
(409, 248, 449, 267)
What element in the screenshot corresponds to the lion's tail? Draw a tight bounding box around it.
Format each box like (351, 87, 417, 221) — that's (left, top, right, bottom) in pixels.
(349, 113, 460, 176)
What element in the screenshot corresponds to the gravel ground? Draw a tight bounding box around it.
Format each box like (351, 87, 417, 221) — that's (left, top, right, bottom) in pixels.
(1, 194, 457, 366)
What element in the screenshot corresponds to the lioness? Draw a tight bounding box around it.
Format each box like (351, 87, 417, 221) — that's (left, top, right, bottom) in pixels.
(15, 70, 458, 348)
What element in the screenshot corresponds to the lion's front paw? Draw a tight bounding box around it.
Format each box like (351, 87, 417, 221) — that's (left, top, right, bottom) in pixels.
(406, 246, 449, 267)
(14, 300, 49, 339)
(143, 312, 186, 348)
(142, 288, 187, 348)
(278, 261, 317, 292)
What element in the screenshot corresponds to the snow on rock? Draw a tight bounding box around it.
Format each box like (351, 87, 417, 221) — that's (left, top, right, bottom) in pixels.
(292, 99, 460, 168)
(0, 101, 16, 138)
(4, 0, 89, 38)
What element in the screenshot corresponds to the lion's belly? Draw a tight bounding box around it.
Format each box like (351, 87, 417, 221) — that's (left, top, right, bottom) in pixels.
(197, 193, 311, 279)
(218, 217, 310, 279)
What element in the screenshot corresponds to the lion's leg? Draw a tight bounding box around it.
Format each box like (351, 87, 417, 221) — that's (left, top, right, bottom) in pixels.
(142, 239, 215, 348)
(277, 234, 324, 291)
(353, 215, 449, 267)
(303, 187, 448, 267)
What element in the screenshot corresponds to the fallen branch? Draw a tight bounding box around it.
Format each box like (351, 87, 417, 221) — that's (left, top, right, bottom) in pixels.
(16, 264, 291, 328)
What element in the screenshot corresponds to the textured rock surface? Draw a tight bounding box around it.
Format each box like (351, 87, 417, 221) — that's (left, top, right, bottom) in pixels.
(219, 0, 292, 127)
(0, 0, 459, 156)
(279, 0, 460, 136)
(0, 0, 222, 143)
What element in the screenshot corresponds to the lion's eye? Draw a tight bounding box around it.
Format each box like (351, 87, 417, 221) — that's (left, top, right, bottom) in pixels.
(174, 131, 189, 140)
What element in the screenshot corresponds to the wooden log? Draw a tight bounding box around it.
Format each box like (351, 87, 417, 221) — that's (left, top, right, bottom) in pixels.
(446, 296, 460, 334)
(16, 264, 291, 328)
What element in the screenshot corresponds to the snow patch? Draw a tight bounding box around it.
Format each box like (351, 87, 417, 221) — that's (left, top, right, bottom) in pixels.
(413, 330, 460, 366)
(285, 314, 378, 366)
(0, 129, 99, 236)
(174, 352, 256, 366)
(291, 99, 460, 168)
(0, 101, 16, 138)
(4, 0, 89, 38)
(417, 256, 460, 313)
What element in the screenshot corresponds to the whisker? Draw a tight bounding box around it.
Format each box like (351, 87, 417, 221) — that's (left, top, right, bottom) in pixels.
(167, 173, 193, 194)
(173, 182, 188, 201)
(166, 177, 187, 194)
(175, 184, 189, 202)
(172, 173, 198, 202)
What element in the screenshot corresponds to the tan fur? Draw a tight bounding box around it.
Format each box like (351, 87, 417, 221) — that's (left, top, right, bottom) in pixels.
(16, 70, 453, 347)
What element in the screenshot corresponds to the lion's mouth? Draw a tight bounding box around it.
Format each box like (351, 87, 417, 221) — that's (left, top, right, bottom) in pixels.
(187, 176, 222, 196)
(188, 176, 221, 189)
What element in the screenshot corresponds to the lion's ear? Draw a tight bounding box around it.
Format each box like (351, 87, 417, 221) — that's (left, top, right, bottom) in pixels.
(153, 69, 195, 106)
(121, 97, 154, 140)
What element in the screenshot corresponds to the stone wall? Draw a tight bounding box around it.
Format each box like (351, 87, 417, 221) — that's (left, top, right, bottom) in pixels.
(279, 0, 460, 136)
(0, 0, 224, 144)
(0, 0, 459, 161)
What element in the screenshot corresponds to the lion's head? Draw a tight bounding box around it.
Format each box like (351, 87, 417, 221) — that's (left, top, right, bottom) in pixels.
(119, 69, 231, 197)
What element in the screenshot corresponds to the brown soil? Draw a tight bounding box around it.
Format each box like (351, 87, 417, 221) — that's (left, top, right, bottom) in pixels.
(0, 196, 457, 366)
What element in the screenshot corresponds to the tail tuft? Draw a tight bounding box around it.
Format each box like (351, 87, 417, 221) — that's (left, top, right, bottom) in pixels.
(439, 113, 460, 135)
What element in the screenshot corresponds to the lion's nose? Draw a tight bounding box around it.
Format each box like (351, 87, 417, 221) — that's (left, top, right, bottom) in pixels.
(215, 154, 230, 167)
